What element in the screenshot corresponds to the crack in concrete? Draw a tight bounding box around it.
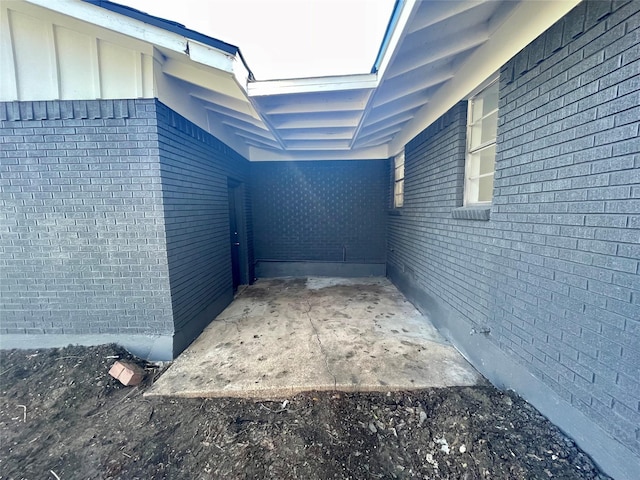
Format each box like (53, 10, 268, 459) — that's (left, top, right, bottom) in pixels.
(304, 300, 337, 390)
(221, 318, 241, 333)
(218, 300, 267, 334)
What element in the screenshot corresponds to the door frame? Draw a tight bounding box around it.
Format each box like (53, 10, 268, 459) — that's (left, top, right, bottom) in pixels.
(227, 178, 249, 289)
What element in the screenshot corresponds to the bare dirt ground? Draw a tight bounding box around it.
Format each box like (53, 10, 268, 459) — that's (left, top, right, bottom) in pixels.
(0, 344, 610, 480)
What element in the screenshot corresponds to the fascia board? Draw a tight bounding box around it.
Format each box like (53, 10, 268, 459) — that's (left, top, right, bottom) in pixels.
(248, 74, 378, 97)
(187, 40, 235, 72)
(24, 0, 235, 73)
(373, 0, 420, 79)
(248, 145, 388, 162)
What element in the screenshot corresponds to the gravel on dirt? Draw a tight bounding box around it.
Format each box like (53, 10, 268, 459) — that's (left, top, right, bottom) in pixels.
(0, 344, 610, 479)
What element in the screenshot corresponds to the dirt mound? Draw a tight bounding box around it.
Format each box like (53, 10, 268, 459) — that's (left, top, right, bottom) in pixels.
(0, 345, 609, 479)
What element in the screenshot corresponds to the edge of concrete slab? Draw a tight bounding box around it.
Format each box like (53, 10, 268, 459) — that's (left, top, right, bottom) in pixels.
(143, 383, 477, 401)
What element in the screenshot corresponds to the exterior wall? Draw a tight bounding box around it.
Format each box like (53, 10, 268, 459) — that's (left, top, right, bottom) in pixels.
(252, 161, 388, 277)
(155, 101, 253, 355)
(0, 99, 174, 358)
(387, 2, 640, 478)
(0, 98, 254, 359)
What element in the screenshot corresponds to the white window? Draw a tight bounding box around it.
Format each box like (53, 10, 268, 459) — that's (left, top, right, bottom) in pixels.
(465, 80, 498, 205)
(393, 150, 405, 208)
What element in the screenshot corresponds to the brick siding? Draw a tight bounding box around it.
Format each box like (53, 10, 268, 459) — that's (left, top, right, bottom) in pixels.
(0, 99, 174, 336)
(494, 0, 640, 454)
(252, 161, 388, 265)
(155, 101, 253, 347)
(0, 99, 254, 356)
(388, 0, 639, 458)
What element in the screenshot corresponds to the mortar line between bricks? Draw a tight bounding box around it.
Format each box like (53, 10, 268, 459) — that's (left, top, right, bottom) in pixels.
(304, 300, 337, 390)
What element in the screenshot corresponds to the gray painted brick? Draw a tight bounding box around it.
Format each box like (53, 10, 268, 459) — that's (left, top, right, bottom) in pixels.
(154, 101, 254, 344)
(1, 99, 174, 339)
(388, 0, 640, 460)
(252, 161, 387, 264)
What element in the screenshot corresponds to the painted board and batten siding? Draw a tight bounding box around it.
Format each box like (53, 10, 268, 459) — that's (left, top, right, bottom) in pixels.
(0, 3, 154, 102)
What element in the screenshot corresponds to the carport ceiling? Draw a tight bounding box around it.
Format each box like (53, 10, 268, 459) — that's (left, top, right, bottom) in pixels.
(36, 0, 580, 161)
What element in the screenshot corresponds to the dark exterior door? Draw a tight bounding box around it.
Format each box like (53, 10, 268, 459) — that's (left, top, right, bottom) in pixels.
(228, 182, 242, 292)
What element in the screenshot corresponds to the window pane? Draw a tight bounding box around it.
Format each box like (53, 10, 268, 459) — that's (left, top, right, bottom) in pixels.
(469, 121, 482, 150)
(481, 82, 499, 117)
(471, 97, 484, 123)
(479, 145, 496, 175)
(466, 177, 478, 205)
(394, 190, 403, 208)
(394, 152, 404, 181)
(470, 111, 498, 150)
(480, 110, 498, 145)
(394, 151, 405, 208)
(465, 79, 498, 205)
(478, 174, 494, 202)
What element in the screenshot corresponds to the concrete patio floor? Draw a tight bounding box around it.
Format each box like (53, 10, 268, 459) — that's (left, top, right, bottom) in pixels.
(146, 277, 482, 399)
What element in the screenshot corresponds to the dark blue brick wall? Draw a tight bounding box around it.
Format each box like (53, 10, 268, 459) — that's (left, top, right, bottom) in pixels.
(0, 99, 174, 336)
(252, 161, 388, 264)
(388, 0, 639, 461)
(155, 101, 253, 353)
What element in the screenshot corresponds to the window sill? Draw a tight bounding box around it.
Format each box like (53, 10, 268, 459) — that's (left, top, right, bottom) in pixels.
(452, 205, 491, 221)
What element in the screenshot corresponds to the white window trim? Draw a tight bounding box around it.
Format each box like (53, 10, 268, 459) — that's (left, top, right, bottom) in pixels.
(393, 150, 405, 208)
(464, 76, 499, 206)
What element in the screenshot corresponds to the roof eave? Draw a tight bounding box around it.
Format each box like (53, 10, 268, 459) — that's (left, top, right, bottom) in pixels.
(25, 0, 245, 76)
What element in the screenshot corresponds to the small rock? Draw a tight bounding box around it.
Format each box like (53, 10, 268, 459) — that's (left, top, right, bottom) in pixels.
(435, 437, 450, 454)
(368, 422, 377, 434)
(425, 453, 438, 469)
(418, 410, 427, 426)
(459, 444, 467, 454)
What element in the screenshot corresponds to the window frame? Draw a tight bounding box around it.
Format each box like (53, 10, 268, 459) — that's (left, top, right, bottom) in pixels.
(393, 150, 405, 209)
(464, 77, 499, 206)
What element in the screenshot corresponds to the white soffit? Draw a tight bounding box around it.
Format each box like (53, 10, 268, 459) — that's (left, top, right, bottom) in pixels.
(17, 0, 580, 161)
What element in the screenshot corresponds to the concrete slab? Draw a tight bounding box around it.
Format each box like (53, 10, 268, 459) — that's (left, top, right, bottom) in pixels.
(145, 277, 482, 399)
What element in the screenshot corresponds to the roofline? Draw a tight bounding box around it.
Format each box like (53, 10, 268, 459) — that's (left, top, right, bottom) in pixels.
(370, 0, 403, 74)
(248, 73, 378, 97)
(82, 0, 255, 80)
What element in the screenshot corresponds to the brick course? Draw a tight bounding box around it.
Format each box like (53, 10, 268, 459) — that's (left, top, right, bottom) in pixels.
(252, 161, 388, 264)
(0, 99, 174, 337)
(388, 0, 640, 459)
(0, 99, 254, 356)
(155, 102, 253, 347)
